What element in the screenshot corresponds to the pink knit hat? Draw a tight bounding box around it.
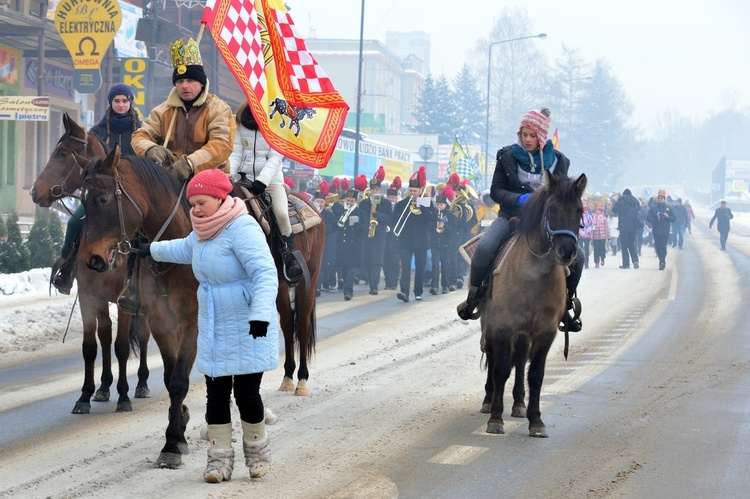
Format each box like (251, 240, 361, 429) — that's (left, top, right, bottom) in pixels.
(519, 107, 551, 149)
(186, 169, 233, 200)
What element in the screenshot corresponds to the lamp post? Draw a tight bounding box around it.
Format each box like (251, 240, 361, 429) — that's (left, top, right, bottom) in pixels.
(353, 0, 366, 179)
(483, 33, 547, 189)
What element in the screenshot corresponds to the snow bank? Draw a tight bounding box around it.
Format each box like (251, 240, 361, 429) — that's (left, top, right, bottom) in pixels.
(0, 268, 52, 296)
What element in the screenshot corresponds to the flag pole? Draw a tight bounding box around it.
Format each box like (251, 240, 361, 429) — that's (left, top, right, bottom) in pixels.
(353, 0, 365, 179)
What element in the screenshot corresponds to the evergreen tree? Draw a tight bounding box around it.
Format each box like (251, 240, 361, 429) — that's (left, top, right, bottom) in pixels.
(48, 210, 65, 255)
(0, 214, 7, 243)
(28, 211, 56, 269)
(452, 64, 486, 145)
(412, 73, 457, 143)
(0, 211, 31, 274)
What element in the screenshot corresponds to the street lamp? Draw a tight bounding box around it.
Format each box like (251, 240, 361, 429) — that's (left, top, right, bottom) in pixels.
(353, 0, 366, 179)
(484, 33, 547, 189)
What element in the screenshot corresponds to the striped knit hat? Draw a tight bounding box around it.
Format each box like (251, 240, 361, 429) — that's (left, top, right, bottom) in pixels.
(519, 107, 551, 149)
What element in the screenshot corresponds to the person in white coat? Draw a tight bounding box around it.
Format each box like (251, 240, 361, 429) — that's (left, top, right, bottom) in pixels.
(229, 103, 303, 283)
(139, 169, 279, 482)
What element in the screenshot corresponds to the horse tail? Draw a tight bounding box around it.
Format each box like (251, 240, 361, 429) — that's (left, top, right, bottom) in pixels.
(128, 314, 141, 358)
(307, 304, 317, 358)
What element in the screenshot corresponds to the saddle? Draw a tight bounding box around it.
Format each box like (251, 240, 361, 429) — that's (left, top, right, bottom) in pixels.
(237, 185, 322, 236)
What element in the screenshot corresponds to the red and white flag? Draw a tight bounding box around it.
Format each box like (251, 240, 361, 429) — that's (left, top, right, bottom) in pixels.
(201, 0, 348, 168)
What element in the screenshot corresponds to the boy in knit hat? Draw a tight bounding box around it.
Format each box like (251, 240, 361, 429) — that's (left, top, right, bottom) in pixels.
(646, 188, 675, 270)
(132, 37, 235, 181)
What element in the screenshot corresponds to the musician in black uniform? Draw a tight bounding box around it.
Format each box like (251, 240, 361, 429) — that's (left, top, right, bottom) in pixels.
(393, 167, 434, 302)
(359, 167, 390, 295)
(382, 177, 401, 290)
(313, 181, 338, 293)
(335, 187, 365, 301)
(429, 187, 458, 295)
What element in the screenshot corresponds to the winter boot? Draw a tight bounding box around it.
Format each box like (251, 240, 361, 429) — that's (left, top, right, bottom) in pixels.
(204, 423, 235, 483)
(50, 245, 79, 295)
(457, 286, 482, 321)
(281, 235, 304, 285)
(242, 420, 271, 479)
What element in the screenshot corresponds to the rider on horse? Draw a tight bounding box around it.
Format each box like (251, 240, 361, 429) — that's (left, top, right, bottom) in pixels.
(457, 107, 584, 332)
(229, 103, 303, 284)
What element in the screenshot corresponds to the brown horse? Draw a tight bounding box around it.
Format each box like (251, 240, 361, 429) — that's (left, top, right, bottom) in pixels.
(30, 113, 151, 413)
(479, 171, 586, 437)
(79, 147, 198, 468)
(235, 187, 324, 396)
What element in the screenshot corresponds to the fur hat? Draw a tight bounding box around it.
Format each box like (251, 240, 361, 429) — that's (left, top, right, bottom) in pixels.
(107, 83, 134, 105)
(519, 107, 551, 149)
(657, 188, 666, 198)
(186, 169, 233, 200)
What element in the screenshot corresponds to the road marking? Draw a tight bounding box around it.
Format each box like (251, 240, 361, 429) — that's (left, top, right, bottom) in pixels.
(667, 270, 678, 301)
(428, 444, 488, 465)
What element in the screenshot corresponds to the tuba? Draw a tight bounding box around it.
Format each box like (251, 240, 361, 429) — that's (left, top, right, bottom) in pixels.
(450, 184, 478, 222)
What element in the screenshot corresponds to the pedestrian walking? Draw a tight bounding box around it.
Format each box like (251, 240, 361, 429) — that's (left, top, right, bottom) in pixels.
(709, 200, 734, 250)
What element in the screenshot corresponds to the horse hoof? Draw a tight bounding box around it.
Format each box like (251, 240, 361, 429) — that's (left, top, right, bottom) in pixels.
(529, 425, 548, 438)
(486, 422, 505, 434)
(294, 379, 309, 396)
(155, 452, 182, 469)
(480, 403, 491, 414)
(93, 391, 110, 402)
(116, 400, 133, 412)
(511, 406, 526, 418)
(135, 386, 151, 398)
(278, 377, 295, 392)
(72, 402, 91, 414)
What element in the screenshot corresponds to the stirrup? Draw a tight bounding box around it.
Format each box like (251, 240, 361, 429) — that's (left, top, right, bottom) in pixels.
(51, 256, 75, 295)
(117, 287, 145, 316)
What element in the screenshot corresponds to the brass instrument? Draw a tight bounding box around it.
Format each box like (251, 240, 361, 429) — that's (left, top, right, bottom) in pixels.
(436, 209, 445, 233)
(393, 186, 430, 237)
(337, 204, 355, 228)
(449, 184, 478, 222)
(367, 193, 381, 238)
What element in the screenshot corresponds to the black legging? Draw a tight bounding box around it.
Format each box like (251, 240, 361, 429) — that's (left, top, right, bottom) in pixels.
(205, 373, 264, 425)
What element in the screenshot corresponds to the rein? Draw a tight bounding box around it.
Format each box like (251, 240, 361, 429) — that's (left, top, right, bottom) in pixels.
(51, 132, 90, 217)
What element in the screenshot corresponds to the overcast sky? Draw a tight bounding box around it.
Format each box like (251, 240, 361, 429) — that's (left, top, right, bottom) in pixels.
(287, 0, 749, 135)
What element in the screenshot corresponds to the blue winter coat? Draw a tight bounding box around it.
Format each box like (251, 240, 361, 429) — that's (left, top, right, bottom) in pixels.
(150, 214, 279, 378)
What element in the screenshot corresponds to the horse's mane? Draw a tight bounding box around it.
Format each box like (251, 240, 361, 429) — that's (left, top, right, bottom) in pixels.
(83, 156, 191, 215)
(518, 175, 579, 234)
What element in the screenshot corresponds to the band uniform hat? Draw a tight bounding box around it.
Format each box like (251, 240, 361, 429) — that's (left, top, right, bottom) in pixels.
(314, 180, 330, 200)
(387, 176, 402, 197)
(408, 166, 426, 189)
(370, 166, 386, 189)
(170, 38, 207, 86)
(345, 188, 359, 200)
(657, 188, 666, 198)
(107, 83, 134, 105)
(186, 169, 233, 200)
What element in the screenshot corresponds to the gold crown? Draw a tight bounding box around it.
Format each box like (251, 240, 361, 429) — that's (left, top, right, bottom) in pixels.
(169, 38, 203, 75)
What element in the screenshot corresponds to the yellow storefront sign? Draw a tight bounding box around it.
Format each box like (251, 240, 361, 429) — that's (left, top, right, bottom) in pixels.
(54, 0, 122, 70)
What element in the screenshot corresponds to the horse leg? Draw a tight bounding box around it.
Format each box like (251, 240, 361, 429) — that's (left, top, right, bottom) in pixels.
(480, 349, 492, 413)
(155, 336, 195, 468)
(93, 301, 113, 402)
(278, 290, 297, 393)
(526, 341, 553, 438)
(114, 314, 133, 412)
(511, 335, 529, 418)
(293, 287, 317, 396)
(72, 296, 98, 414)
(487, 338, 513, 434)
(134, 319, 151, 398)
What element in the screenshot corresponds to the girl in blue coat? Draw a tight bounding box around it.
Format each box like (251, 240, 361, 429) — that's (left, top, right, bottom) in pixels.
(142, 169, 278, 482)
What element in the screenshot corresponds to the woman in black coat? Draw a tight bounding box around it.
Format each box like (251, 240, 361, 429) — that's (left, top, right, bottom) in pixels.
(457, 108, 583, 332)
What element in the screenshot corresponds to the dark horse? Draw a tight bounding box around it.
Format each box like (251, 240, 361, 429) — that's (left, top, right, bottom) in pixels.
(233, 187, 324, 396)
(79, 146, 198, 468)
(479, 171, 586, 437)
(30, 113, 151, 414)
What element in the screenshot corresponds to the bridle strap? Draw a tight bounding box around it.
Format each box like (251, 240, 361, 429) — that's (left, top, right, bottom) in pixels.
(50, 132, 90, 215)
(526, 206, 579, 258)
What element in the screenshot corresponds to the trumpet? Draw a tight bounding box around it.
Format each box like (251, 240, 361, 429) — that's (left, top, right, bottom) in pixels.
(337, 205, 355, 228)
(436, 209, 445, 233)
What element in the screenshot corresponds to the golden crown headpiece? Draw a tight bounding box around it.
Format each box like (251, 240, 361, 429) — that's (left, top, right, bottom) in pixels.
(169, 38, 203, 75)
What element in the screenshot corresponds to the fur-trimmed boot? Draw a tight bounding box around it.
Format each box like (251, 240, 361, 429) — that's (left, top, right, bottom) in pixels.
(204, 423, 235, 483)
(242, 420, 271, 479)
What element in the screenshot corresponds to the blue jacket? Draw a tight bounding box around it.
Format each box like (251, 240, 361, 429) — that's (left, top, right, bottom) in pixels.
(150, 214, 279, 378)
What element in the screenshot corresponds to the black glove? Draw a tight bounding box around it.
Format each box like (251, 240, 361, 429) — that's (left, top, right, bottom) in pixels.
(249, 320, 269, 338)
(250, 180, 267, 195)
(137, 243, 151, 258)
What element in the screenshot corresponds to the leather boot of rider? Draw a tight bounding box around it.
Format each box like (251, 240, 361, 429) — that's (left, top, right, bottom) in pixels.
(51, 245, 79, 295)
(282, 235, 303, 284)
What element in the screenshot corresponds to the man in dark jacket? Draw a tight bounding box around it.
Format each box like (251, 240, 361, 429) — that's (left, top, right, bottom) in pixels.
(646, 189, 676, 270)
(429, 190, 458, 295)
(671, 198, 688, 249)
(359, 168, 391, 295)
(612, 188, 641, 269)
(709, 200, 734, 250)
(336, 188, 365, 300)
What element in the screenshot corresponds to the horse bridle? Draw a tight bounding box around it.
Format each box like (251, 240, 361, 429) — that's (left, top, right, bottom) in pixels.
(527, 206, 580, 258)
(49, 132, 90, 217)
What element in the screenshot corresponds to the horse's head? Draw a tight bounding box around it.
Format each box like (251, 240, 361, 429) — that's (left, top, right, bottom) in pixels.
(521, 171, 587, 266)
(545, 171, 587, 265)
(31, 113, 105, 207)
(80, 145, 188, 272)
